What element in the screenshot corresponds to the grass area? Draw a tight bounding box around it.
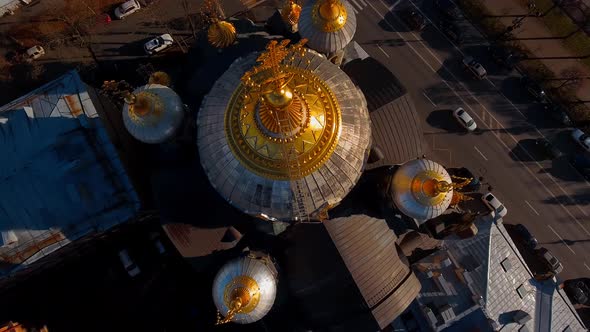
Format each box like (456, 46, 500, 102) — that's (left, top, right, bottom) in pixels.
(526, 0, 590, 67)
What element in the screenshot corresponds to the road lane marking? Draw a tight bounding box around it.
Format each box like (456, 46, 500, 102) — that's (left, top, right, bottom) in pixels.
(548, 225, 576, 254)
(524, 200, 540, 216)
(585, 263, 590, 271)
(376, 44, 390, 58)
(389, 0, 401, 10)
(474, 146, 488, 161)
(369, 0, 590, 225)
(422, 92, 436, 106)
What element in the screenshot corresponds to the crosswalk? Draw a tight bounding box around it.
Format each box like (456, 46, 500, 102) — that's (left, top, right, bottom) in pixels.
(347, 0, 369, 14)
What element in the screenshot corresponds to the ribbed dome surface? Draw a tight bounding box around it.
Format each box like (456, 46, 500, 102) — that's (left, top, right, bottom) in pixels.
(212, 254, 278, 324)
(122, 84, 184, 144)
(197, 50, 371, 221)
(391, 159, 453, 222)
(298, 0, 357, 54)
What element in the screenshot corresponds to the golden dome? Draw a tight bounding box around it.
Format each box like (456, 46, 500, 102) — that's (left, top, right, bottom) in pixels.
(126, 91, 164, 123)
(281, 0, 301, 26)
(410, 170, 453, 207)
(312, 0, 348, 32)
(208, 21, 237, 48)
(224, 39, 341, 180)
(148, 71, 171, 86)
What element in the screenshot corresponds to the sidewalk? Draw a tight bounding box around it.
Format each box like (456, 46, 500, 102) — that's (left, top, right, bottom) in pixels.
(482, 0, 590, 103)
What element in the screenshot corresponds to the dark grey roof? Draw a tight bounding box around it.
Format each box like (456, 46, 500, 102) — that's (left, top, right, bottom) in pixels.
(281, 215, 420, 330)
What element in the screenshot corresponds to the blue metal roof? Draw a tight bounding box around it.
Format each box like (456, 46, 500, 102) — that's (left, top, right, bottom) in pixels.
(0, 71, 140, 275)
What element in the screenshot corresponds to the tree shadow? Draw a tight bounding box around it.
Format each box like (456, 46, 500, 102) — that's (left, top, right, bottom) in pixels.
(378, 9, 413, 33)
(500, 76, 531, 103)
(542, 191, 590, 206)
(509, 138, 546, 162)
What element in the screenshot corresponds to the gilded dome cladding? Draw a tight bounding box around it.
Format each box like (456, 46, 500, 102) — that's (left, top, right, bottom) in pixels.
(208, 21, 237, 48)
(225, 64, 342, 180)
(197, 41, 372, 221)
(299, 0, 357, 54)
(391, 159, 453, 222)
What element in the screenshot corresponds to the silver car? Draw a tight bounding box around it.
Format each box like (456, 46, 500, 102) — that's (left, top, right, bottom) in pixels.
(144, 34, 174, 55)
(462, 56, 487, 80)
(452, 107, 477, 131)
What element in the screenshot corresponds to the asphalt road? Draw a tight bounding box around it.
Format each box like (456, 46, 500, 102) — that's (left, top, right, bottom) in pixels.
(350, 0, 590, 280)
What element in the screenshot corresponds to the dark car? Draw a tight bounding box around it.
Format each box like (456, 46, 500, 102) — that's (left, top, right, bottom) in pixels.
(434, 0, 461, 21)
(514, 224, 538, 250)
(488, 44, 526, 69)
(439, 20, 463, 44)
(538, 247, 563, 275)
(571, 153, 590, 180)
(542, 103, 573, 127)
(535, 138, 562, 160)
(446, 167, 481, 192)
(401, 9, 426, 31)
(521, 76, 547, 102)
(565, 281, 590, 305)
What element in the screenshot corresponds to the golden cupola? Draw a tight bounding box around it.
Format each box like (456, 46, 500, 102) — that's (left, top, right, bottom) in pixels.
(298, 0, 357, 54)
(389, 159, 455, 222)
(281, 0, 302, 32)
(202, 0, 237, 49)
(197, 38, 371, 221)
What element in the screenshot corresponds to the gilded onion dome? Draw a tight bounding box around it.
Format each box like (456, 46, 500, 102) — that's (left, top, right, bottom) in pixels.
(208, 20, 237, 48)
(391, 159, 454, 222)
(281, 0, 302, 26)
(122, 84, 184, 144)
(298, 0, 356, 54)
(213, 253, 278, 324)
(197, 39, 371, 221)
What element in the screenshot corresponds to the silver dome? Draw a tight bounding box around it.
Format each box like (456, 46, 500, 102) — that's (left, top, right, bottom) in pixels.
(197, 50, 371, 221)
(122, 84, 184, 144)
(212, 254, 278, 324)
(298, 0, 357, 54)
(391, 159, 453, 222)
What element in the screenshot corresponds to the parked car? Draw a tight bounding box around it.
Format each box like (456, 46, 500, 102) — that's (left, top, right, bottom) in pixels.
(521, 76, 546, 101)
(462, 56, 487, 80)
(114, 0, 140, 19)
(538, 247, 563, 275)
(150, 233, 167, 254)
(144, 34, 174, 55)
(434, 0, 461, 21)
(542, 103, 573, 127)
(118, 249, 141, 277)
(452, 107, 477, 131)
(401, 9, 426, 31)
(25, 45, 45, 60)
(481, 192, 508, 218)
(571, 129, 590, 152)
(565, 281, 590, 305)
(514, 224, 538, 250)
(439, 20, 463, 44)
(488, 44, 525, 69)
(571, 153, 590, 180)
(446, 167, 481, 192)
(535, 138, 562, 159)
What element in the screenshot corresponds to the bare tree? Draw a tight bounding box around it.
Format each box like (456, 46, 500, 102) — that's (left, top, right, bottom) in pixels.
(554, 66, 584, 91)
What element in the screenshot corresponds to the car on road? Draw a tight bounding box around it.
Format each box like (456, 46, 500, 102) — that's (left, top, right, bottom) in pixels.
(535, 138, 562, 160)
(462, 56, 487, 80)
(481, 192, 508, 218)
(542, 103, 573, 127)
(521, 76, 546, 101)
(25, 45, 45, 60)
(144, 34, 174, 55)
(538, 247, 563, 275)
(571, 153, 590, 180)
(434, 0, 461, 21)
(514, 224, 538, 250)
(571, 128, 590, 152)
(114, 0, 141, 19)
(564, 281, 590, 305)
(488, 44, 525, 70)
(118, 249, 141, 277)
(452, 107, 477, 131)
(400, 9, 426, 31)
(438, 20, 463, 44)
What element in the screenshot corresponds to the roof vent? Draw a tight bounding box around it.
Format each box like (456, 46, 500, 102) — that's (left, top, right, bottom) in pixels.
(516, 284, 528, 299)
(441, 257, 452, 268)
(501, 257, 512, 272)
